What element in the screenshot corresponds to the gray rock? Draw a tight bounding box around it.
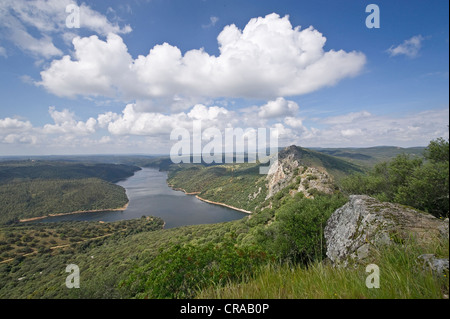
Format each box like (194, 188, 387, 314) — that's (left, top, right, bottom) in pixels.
(324, 195, 449, 266)
(417, 254, 449, 275)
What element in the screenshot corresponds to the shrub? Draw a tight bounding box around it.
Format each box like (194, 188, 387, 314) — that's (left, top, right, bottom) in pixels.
(122, 238, 270, 299)
(265, 194, 348, 264)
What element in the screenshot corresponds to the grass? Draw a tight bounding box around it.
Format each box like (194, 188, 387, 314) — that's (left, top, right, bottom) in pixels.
(198, 237, 449, 299)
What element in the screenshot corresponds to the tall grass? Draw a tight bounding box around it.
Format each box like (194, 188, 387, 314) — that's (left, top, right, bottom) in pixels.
(198, 238, 449, 299)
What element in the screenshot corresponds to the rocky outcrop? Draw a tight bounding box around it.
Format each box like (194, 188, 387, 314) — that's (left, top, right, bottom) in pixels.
(324, 195, 449, 266)
(266, 146, 335, 199)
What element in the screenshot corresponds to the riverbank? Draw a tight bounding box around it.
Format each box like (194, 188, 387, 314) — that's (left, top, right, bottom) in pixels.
(19, 202, 129, 223)
(195, 195, 252, 214)
(167, 184, 201, 195)
(168, 184, 252, 214)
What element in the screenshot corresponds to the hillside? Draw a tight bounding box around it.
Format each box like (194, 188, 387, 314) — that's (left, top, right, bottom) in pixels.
(0, 161, 140, 224)
(0, 178, 128, 224)
(0, 140, 447, 299)
(167, 145, 363, 212)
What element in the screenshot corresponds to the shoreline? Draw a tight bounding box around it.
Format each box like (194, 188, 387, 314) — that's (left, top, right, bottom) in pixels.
(169, 183, 252, 215)
(19, 202, 129, 223)
(194, 195, 252, 214)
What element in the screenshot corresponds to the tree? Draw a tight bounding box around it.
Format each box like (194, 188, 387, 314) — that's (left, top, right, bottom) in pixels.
(424, 137, 449, 163)
(342, 136, 449, 218)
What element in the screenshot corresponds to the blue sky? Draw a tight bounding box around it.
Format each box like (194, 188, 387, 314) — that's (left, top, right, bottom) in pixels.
(0, 0, 448, 155)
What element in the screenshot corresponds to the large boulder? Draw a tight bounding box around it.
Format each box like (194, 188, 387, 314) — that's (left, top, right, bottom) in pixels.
(324, 195, 449, 266)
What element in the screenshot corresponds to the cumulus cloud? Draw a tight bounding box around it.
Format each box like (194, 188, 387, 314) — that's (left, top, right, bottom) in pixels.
(1, 103, 448, 154)
(0, 117, 33, 131)
(39, 13, 366, 107)
(39, 34, 133, 97)
(0, 117, 35, 145)
(258, 97, 299, 118)
(387, 35, 424, 58)
(187, 104, 230, 121)
(284, 116, 304, 128)
(104, 103, 236, 136)
(43, 107, 97, 135)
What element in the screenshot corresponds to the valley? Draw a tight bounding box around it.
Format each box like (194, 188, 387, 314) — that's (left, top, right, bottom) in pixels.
(0, 141, 448, 299)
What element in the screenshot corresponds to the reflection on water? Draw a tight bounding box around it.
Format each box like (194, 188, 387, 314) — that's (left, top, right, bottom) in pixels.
(34, 168, 247, 228)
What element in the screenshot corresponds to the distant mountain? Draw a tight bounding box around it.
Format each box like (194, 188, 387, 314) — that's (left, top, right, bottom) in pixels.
(0, 160, 141, 184)
(312, 146, 425, 168)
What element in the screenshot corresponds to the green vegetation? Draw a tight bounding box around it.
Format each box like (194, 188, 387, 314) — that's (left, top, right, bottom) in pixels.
(0, 160, 140, 224)
(199, 236, 448, 299)
(254, 193, 348, 264)
(123, 238, 269, 299)
(0, 217, 164, 263)
(166, 146, 362, 213)
(0, 141, 447, 299)
(341, 137, 449, 218)
(0, 178, 128, 224)
(168, 163, 268, 211)
(0, 216, 164, 299)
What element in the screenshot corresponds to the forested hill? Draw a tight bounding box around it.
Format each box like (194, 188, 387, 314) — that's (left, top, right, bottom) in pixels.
(0, 161, 141, 224)
(0, 160, 140, 183)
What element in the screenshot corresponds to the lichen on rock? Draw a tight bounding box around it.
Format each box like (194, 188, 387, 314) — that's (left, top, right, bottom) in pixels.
(324, 195, 449, 267)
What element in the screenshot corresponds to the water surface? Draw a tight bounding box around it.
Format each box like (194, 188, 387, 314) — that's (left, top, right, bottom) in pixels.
(35, 168, 247, 228)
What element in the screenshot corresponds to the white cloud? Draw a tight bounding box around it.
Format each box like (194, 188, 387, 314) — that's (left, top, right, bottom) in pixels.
(297, 108, 449, 147)
(39, 33, 134, 97)
(1, 14, 63, 58)
(284, 116, 304, 128)
(0, 0, 131, 59)
(78, 3, 132, 35)
(97, 112, 121, 129)
(1, 103, 448, 154)
(43, 107, 97, 135)
(258, 97, 299, 118)
(0, 117, 33, 130)
(39, 13, 366, 106)
(106, 104, 184, 136)
(387, 35, 424, 58)
(104, 103, 236, 136)
(0, 117, 36, 145)
(187, 104, 229, 121)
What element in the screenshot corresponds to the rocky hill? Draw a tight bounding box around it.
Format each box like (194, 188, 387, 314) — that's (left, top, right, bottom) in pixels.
(265, 145, 362, 199)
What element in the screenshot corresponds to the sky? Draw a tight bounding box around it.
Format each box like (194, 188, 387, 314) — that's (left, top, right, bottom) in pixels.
(0, 0, 448, 156)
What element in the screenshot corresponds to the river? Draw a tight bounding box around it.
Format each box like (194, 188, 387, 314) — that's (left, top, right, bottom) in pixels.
(34, 167, 247, 228)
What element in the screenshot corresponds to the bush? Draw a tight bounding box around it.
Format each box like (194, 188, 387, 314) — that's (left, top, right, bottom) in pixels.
(122, 238, 270, 299)
(262, 194, 348, 264)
